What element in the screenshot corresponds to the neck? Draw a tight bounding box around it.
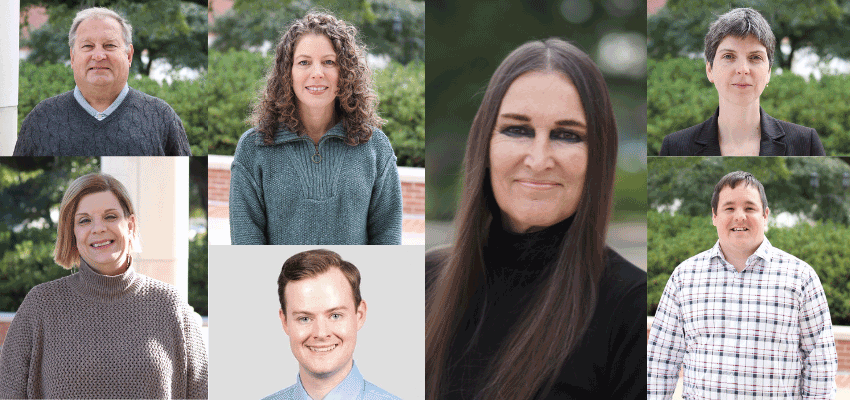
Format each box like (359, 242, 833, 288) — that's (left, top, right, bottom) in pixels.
(717, 102, 761, 143)
(80, 85, 123, 112)
(299, 105, 336, 144)
(300, 359, 352, 400)
(718, 241, 760, 272)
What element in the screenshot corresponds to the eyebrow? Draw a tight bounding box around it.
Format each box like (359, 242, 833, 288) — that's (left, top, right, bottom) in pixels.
(75, 208, 120, 216)
(718, 48, 767, 55)
(290, 306, 350, 316)
(719, 200, 759, 207)
(499, 113, 587, 129)
(294, 53, 336, 59)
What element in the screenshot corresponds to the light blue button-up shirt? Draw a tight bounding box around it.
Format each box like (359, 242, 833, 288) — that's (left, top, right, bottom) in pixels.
(262, 361, 400, 400)
(73, 83, 130, 121)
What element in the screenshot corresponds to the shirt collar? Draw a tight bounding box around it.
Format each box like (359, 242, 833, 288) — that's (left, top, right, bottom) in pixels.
(294, 360, 365, 400)
(709, 236, 773, 265)
(73, 84, 130, 121)
(256, 121, 347, 146)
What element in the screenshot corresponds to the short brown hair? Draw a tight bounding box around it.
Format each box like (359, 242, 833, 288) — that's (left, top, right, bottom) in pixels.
(54, 173, 138, 269)
(711, 170, 769, 215)
(277, 249, 362, 314)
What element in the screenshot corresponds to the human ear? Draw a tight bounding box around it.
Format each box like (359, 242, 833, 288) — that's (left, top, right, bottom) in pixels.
(706, 61, 714, 83)
(355, 300, 367, 331)
(279, 308, 290, 336)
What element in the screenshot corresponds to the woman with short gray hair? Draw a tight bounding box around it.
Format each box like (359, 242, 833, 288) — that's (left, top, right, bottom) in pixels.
(660, 7, 824, 156)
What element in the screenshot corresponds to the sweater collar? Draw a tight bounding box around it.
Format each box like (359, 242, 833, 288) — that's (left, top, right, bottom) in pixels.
(255, 121, 347, 146)
(484, 214, 575, 279)
(70, 257, 141, 302)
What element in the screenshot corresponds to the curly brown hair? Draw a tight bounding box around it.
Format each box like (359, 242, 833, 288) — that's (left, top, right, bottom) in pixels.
(251, 11, 383, 146)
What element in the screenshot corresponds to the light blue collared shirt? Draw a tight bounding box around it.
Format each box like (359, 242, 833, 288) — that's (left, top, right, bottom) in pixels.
(262, 361, 401, 400)
(73, 83, 130, 121)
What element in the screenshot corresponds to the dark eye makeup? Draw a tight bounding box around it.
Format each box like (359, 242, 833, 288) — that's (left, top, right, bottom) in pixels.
(497, 124, 583, 143)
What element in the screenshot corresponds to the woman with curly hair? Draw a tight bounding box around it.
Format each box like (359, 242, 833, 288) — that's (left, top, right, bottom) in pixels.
(229, 11, 402, 245)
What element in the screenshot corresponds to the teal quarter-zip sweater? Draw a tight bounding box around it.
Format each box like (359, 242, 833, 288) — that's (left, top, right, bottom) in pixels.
(229, 123, 403, 245)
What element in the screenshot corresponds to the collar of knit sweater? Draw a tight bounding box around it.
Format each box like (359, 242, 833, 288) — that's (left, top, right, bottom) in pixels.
(258, 121, 347, 146)
(483, 213, 575, 283)
(71, 257, 142, 302)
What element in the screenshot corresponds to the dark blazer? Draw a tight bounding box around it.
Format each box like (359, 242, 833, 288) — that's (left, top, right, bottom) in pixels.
(660, 107, 825, 156)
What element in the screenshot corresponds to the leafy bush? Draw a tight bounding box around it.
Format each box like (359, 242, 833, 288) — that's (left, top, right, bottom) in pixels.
(647, 57, 850, 156)
(207, 50, 425, 167)
(188, 232, 208, 316)
(17, 61, 208, 155)
(647, 211, 850, 325)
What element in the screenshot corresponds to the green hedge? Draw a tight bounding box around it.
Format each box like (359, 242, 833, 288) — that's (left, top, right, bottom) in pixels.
(188, 232, 208, 316)
(207, 50, 425, 166)
(17, 61, 209, 155)
(647, 211, 850, 325)
(648, 57, 850, 156)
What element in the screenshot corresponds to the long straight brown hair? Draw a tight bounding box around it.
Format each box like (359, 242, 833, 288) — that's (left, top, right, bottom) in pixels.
(425, 38, 618, 400)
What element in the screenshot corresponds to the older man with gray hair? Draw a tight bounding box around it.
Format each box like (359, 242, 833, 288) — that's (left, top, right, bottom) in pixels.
(14, 7, 191, 156)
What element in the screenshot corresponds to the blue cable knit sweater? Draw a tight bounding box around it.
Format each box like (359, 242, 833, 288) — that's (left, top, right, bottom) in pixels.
(229, 123, 402, 245)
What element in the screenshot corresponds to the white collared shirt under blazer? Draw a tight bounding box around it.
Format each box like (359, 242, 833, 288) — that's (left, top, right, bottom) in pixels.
(647, 238, 837, 399)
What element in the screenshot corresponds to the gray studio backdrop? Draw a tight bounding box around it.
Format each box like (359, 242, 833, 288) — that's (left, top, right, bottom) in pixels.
(208, 245, 425, 400)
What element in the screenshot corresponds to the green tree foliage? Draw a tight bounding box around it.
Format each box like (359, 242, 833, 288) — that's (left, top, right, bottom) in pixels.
(206, 50, 424, 166)
(647, 57, 850, 156)
(647, 211, 850, 325)
(188, 232, 207, 316)
(648, 0, 850, 70)
(211, 0, 424, 65)
(17, 60, 208, 155)
(648, 157, 850, 224)
(0, 158, 100, 312)
(23, 0, 207, 76)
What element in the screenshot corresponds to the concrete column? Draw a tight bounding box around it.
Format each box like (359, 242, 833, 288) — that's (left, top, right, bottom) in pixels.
(0, 0, 20, 156)
(101, 157, 190, 302)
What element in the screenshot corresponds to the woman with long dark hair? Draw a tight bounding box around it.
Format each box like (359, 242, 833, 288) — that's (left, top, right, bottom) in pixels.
(425, 38, 646, 400)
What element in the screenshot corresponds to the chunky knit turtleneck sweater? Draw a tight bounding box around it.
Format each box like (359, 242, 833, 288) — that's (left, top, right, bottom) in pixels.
(426, 216, 647, 399)
(13, 88, 192, 156)
(229, 122, 402, 245)
(0, 259, 208, 399)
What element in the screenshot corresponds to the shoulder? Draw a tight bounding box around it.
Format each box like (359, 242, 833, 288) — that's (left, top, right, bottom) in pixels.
(25, 90, 75, 116)
(358, 127, 396, 161)
(233, 127, 265, 159)
(600, 248, 646, 302)
(17, 275, 75, 309)
(260, 385, 296, 400)
(765, 245, 818, 281)
(666, 247, 716, 283)
(768, 117, 824, 155)
(363, 380, 402, 400)
(136, 275, 194, 314)
(126, 88, 178, 115)
(660, 122, 705, 156)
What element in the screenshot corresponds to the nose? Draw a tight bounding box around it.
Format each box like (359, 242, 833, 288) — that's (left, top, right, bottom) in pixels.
(309, 63, 324, 78)
(91, 217, 107, 234)
(523, 133, 554, 171)
(312, 318, 330, 338)
(735, 58, 750, 75)
(733, 208, 746, 221)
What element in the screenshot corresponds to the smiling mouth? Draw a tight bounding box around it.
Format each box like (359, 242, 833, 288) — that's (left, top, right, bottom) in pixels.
(516, 179, 560, 190)
(307, 344, 337, 353)
(731, 227, 748, 232)
(306, 86, 329, 93)
(91, 239, 114, 248)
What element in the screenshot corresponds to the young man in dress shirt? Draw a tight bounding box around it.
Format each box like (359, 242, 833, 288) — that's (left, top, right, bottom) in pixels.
(263, 249, 401, 400)
(647, 171, 837, 399)
(13, 7, 191, 156)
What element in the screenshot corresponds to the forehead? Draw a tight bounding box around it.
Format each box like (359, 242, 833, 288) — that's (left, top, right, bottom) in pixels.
(284, 268, 354, 311)
(716, 35, 767, 54)
(75, 17, 124, 43)
(717, 183, 762, 204)
(498, 71, 586, 125)
(293, 33, 336, 56)
(76, 190, 122, 213)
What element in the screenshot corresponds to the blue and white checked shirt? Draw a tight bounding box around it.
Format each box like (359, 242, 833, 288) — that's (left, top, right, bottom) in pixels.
(647, 237, 837, 399)
(261, 361, 401, 400)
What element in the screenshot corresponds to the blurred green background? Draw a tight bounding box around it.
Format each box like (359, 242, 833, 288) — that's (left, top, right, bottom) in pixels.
(425, 0, 647, 267)
(647, 0, 850, 155)
(647, 157, 850, 325)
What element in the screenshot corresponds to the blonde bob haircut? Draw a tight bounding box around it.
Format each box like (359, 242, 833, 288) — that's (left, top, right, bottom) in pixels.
(54, 173, 140, 269)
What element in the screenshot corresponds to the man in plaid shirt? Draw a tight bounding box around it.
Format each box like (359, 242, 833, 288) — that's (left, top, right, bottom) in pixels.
(647, 171, 838, 399)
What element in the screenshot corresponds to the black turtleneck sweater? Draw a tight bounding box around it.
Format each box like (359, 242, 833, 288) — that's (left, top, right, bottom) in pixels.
(426, 217, 646, 399)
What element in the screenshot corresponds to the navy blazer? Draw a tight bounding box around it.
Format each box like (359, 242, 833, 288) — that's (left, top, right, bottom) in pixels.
(660, 107, 825, 156)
